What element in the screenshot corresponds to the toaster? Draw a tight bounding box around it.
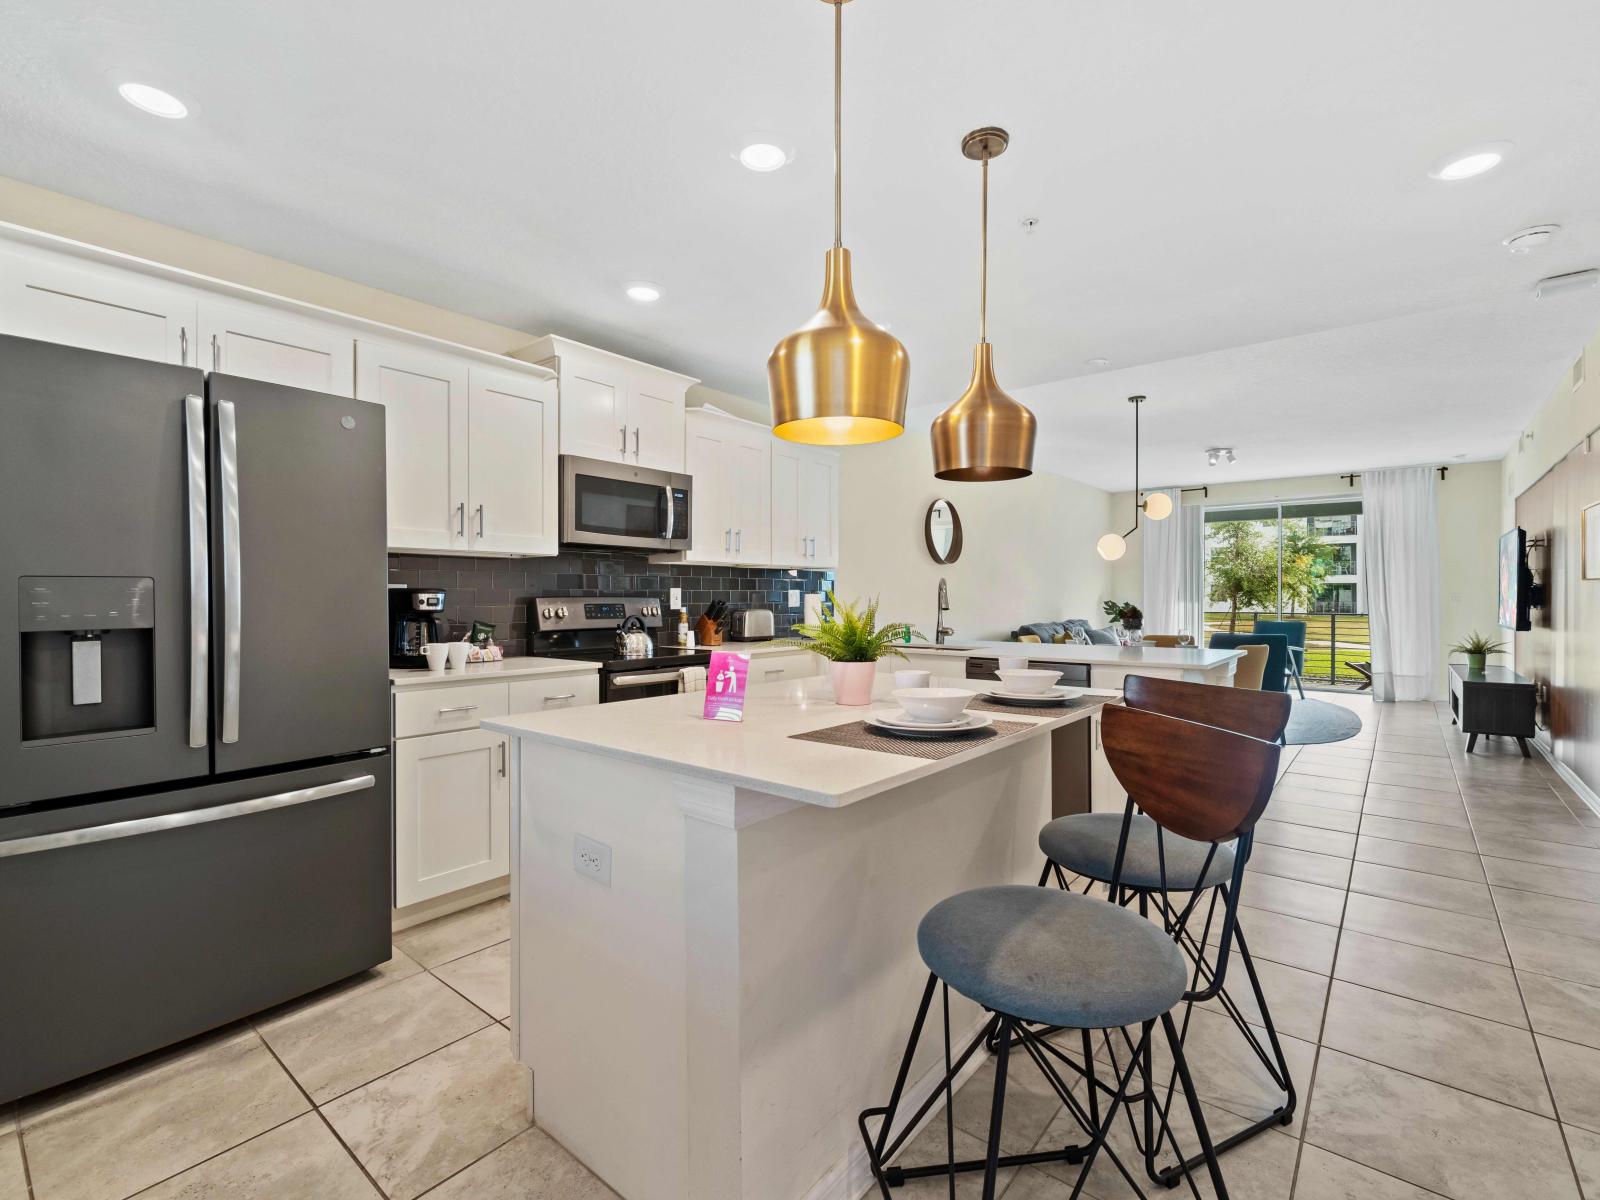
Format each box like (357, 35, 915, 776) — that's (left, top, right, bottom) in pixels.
(728, 607, 775, 641)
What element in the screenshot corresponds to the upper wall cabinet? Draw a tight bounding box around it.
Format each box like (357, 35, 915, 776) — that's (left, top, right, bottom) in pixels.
(680, 409, 770, 565)
(198, 298, 355, 396)
(0, 240, 196, 365)
(356, 340, 558, 556)
(517, 335, 696, 474)
(771, 442, 839, 569)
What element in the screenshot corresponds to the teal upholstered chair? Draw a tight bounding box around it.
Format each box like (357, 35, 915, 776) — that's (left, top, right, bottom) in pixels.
(1208, 632, 1290, 694)
(1252, 619, 1307, 698)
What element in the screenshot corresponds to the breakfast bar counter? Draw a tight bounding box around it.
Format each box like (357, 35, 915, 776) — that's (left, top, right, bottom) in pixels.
(483, 676, 1115, 1200)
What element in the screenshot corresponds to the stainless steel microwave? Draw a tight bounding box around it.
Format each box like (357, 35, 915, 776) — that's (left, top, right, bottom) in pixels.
(559, 455, 692, 552)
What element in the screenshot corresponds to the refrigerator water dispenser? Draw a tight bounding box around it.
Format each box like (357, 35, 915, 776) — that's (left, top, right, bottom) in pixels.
(19, 577, 156, 742)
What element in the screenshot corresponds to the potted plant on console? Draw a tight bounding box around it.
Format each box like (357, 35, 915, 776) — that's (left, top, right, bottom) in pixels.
(1451, 631, 1506, 673)
(1102, 600, 1143, 641)
(790, 592, 921, 706)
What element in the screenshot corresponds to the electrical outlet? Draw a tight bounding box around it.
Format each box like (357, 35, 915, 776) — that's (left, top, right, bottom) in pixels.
(669, 587, 682, 610)
(573, 835, 612, 887)
(787, 589, 800, 608)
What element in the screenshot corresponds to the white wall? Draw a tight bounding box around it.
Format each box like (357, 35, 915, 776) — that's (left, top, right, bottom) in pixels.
(1110, 464, 1504, 695)
(836, 434, 1115, 642)
(1502, 335, 1600, 532)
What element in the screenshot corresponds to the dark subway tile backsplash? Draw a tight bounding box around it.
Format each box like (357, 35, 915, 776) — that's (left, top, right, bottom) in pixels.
(388, 550, 834, 656)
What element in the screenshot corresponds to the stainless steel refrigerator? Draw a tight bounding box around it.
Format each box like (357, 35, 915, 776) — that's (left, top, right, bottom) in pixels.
(0, 334, 391, 1103)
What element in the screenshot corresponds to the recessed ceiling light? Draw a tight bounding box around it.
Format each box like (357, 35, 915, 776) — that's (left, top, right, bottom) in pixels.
(1086, 357, 1110, 368)
(1428, 142, 1512, 181)
(738, 143, 791, 172)
(117, 81, 188, 119)
(624, 282, 663, 303)
(1504, 225, 1560, 254)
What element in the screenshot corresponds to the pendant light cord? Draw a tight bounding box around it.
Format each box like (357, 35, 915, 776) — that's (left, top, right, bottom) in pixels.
(980, 154, 989, 343)
(833, 0, 843, 249)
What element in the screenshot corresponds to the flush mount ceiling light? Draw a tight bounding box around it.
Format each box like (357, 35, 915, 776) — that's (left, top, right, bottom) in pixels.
(1504, 225, 1559, 254)
(1086, 357, 1111, 368)
(1534, 269, 1600, 300)
(624, 282, 663, 303)
(738, 142, 792, 172)
(1428, 142, 1512, 181)
(767, 0, 909, 446)
(1096, 396, 1167, 562)
(116, 81, 188, 119)
(931, 126, 1036, 481)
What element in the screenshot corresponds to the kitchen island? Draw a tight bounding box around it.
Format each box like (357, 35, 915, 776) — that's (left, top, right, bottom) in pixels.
(887, 640, 1243, 690)
(483, 676, 1116, 1200)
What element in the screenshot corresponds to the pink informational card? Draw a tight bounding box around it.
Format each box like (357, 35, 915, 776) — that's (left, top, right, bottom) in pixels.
(703, 651, 751, 722)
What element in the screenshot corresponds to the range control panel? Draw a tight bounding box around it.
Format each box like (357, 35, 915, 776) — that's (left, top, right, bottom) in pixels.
(533, 596, 664, 631)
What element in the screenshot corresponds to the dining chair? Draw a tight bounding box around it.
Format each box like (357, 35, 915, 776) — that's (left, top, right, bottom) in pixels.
(1207, 632, 1289, 693)
(1251, 619, 1307, 698)
(1231, 643, 1268, 689)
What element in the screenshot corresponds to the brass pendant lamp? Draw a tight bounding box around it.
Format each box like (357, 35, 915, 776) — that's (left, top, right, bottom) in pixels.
(768, 0, 909, 446)
(930, 127, 1036, 481)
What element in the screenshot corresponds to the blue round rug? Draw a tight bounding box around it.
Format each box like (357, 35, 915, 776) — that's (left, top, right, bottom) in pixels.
(1284, 698, 1364, 745)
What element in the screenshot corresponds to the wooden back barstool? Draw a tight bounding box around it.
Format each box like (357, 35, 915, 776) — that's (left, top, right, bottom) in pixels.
(858, 708, 1281, 1200)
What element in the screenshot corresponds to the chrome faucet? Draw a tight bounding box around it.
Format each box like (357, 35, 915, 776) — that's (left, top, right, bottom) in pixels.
(935, 577, 954, 645)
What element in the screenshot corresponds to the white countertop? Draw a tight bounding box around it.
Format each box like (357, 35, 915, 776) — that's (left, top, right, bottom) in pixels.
(483, 676, 1117, 808)
(390, 656, 600, 688)
(906, 640, 1243, 668)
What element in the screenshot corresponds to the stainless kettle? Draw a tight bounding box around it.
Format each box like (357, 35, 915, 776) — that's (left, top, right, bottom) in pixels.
(615, 615, 654, 660)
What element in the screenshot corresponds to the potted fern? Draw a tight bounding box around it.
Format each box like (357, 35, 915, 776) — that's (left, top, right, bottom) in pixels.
(1451, 631, 1507, 673)
(789, 592, 922, 705)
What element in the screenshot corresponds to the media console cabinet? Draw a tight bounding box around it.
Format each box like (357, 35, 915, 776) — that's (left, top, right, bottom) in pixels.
(1449, 663, 1536, 757)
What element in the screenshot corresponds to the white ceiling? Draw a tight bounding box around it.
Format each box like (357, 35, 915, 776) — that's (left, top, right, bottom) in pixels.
(4, 0, 1600, 488)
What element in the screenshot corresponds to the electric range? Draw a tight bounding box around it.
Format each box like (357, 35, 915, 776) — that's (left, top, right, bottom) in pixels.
(531, 596, 710, 703)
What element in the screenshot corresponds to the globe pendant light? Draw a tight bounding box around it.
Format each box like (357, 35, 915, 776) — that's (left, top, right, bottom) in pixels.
(931, 127, 1036, 480)
(1096, 395, 1170, 561)
(768, 0, 909, 446)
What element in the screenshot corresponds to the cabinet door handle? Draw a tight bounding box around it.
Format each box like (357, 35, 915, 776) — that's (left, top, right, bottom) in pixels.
(632, 426, 640, 459)
(179, 327, 188, 365)
(475, 504, 485, 537)
(735, 528, 742, 552)
(499, 740, 507, 777)
(764, 668, 783, 676)
(544, 693, 576, 703)
(211, 333, 220, 371)
(619, 425, 628, 456)
(725, 528, 732, 552)
(437, 704, 479, 715)
(456, 502, 466, 538)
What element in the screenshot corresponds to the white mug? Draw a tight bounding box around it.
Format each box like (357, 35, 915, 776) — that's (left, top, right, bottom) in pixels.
(999, 656, 1028, 672)
(893, 669, 931, 690)
(423, 643, 449, 672)
(447, 642, 471, 671)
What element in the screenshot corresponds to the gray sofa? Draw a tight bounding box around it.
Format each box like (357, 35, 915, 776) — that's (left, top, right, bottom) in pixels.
(1010, 619, 1122, 646)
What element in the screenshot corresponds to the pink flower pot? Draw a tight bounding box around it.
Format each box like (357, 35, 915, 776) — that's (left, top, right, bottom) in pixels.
(829, 661, 877, 706)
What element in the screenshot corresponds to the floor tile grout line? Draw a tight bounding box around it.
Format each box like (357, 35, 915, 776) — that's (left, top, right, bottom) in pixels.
(288, 1015, 499, 1110)
(115, 1109, 319, 1200)
(410, 1124, 538, 1199)
(11, 1104, 35, 1200)
(424, 959, 508, 1025)
(1445, 709, 1591, 1200)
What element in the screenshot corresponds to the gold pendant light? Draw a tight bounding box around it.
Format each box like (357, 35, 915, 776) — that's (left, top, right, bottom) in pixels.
(931, 127, 1036, 481)
(768, 0, 909, 446)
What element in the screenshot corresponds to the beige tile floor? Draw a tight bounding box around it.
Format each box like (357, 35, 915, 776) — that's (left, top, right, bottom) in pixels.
(4, 698, 1598, 1199)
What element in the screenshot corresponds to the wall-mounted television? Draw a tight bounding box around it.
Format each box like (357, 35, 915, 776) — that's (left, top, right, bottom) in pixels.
(1499, 527, 1533, 632)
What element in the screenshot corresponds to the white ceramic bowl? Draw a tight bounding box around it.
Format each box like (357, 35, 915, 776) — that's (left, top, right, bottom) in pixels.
(892, 687, 971, 723)
(996, 668, 1062, 694)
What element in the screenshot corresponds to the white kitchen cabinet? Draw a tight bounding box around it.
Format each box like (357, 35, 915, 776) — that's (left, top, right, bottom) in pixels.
(748, 651, 818, 684)
(357, 339, 470, 553)
(1089, 712, 1127, 814)
(771, 442, 839, 569)
(518, 334, 695, 473)
(467, 365, 559, 555)
(507, 673, 600, 712)
(0, 241, 196, 365)
(198, 298, 355, 396)
(394, 726, 510, 907)
(680, 408, 770, 565)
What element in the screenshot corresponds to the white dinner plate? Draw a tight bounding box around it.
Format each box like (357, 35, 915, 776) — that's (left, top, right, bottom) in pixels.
(866, 710, 994, 736)
(984, 686, 1085, 703)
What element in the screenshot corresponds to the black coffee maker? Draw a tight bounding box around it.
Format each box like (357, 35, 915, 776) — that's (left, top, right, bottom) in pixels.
(389, 588, 447, 668)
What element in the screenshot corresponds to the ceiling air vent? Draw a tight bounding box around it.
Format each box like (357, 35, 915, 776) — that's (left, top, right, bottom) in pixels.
(1573, 352, 1586, 391)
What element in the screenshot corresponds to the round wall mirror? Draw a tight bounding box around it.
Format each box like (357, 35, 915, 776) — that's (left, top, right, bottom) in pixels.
(925, 498, 963, 564)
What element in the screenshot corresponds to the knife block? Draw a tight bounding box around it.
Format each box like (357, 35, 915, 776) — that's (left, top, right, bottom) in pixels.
(695, 615, 723, 646)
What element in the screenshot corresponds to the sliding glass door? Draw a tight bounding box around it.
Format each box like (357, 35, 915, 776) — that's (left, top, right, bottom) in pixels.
(1203, 497, 1367, 688)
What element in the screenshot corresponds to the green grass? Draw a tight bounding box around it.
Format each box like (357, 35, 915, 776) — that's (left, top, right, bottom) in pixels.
(1203, 611, 1371, 686)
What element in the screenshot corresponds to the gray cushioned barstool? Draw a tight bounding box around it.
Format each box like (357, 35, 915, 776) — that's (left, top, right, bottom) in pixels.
(859, 706, 1282, 1200)
(1034, 674, 1295, 1187)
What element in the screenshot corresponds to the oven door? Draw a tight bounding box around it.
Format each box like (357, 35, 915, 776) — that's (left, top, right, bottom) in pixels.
(602, 667, 686, 703)
(560, 455, 691, 551)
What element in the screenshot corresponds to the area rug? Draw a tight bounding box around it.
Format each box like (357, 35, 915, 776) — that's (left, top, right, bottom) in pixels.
(1283, 698, 1364, 745)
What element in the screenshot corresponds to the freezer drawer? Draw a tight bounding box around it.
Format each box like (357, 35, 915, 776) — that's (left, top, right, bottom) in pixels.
(0, 755, 390, 1103)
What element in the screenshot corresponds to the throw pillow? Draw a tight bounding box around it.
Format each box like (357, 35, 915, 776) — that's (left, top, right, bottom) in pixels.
(1087, 626, 1120, 645)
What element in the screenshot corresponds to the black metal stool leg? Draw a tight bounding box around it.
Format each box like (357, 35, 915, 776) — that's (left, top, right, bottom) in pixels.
(982, 1017, 1013, 1199)
(1161, 1012, 1230, 1199)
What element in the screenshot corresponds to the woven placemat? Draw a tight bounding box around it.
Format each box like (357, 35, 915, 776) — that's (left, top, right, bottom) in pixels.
(963, 696, 1098, 717)
(791, 718, 1034, 760)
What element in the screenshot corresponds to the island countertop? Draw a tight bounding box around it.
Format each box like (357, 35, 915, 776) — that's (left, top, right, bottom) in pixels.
(925, 640, 1244, 668)
(482, 676, 1116, 808)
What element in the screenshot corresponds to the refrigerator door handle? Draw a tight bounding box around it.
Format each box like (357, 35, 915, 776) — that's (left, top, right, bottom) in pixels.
(0, 775, 377, 858)
(217, 397, 243, 745)
(184, 394, 209, 750)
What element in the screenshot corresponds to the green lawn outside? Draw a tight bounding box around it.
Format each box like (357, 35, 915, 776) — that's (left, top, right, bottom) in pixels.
(1202, 611, 1371, 687)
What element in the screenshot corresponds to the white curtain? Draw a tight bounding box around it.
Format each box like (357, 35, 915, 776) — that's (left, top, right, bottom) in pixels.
(1142, 489, 1206, 639)
(1363, 466, 1441, 701)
